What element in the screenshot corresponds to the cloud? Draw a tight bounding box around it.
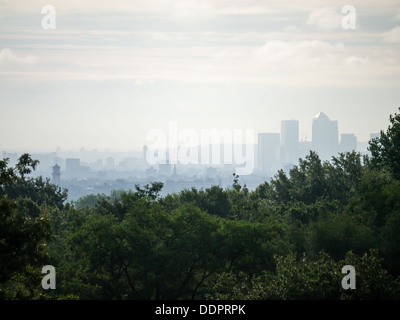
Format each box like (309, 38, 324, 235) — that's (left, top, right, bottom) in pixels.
(382, 26, 400, 43)
(162, 0, 216, 19)
(1, 38, 397, 87)
(255, 40, 345, 65)
(345, 55, 367, 66)
(0, 48, 37, 65)
(306, 7, 342, 30)
(283, 25, 301, 33)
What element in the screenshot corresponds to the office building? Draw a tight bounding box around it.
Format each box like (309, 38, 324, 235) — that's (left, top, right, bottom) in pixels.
(312, 112, 338, 160)
(52, 164, 61, 185)
(281, 120, 299, 164)
(340, 133, 357, 152)
(258, 133, 280, 175)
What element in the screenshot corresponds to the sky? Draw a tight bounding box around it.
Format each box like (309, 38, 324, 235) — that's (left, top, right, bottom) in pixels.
(1, 0, 400, 152)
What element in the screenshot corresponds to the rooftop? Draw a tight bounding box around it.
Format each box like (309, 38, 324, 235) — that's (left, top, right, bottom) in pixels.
(314, 111, 330, 121)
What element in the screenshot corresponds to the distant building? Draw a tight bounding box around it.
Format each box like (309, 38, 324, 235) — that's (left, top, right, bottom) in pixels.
(363, 133, 380, 155)
(106, 157, 115, 167)
(258, 133, 280, 175)
(312, 112, 338, 160)
(65, 158, 90, 179)
(119, 157, 135, 170)
(281, 120, 299, 164)
(145, 166, 157, 177)
(159, 162, 171, 177)
(340, 133, 357, 153)
(52, 164, 61, 185)
(66, 158, 80, 172)
(157, 149, 170, 176)
(143, 145, 149, 164)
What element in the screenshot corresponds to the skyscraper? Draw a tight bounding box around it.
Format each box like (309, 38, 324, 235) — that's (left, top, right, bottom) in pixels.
(52, 164, 61, 185)
(281, 120, 299, 164)
(258, 133, 280, 175)
(340, 133, 357, 153)
(312, 112, 338, 160)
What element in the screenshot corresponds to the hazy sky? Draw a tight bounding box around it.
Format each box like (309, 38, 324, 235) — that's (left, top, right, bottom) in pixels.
(1, 0, 400, 152)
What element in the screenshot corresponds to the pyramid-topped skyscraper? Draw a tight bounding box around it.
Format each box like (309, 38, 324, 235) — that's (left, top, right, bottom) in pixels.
(312, 111, 338, 160)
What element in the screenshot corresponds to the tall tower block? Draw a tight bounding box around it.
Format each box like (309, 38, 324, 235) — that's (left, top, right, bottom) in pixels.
(52, 164, 61, 185)
(312, 112, 338, 160)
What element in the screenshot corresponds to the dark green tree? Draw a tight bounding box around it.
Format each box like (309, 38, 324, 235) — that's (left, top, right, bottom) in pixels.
(368, 108, 400, 179)
(0, 197, 52, 299)
(0, 154, 67, 209)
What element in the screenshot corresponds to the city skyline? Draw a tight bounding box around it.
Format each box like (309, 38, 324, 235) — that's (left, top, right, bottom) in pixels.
(0, 109, 387, 201)
(0, 109, 383, 154)
(2, 110, 379, 169)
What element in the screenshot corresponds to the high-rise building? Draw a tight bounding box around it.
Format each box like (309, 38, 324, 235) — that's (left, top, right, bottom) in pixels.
(258, 133, 280, 175)
(52, 164, 61, 185)
(340, 133, 357, 152)
(281, 120, 299, 164)
(312, 112, 338, 160)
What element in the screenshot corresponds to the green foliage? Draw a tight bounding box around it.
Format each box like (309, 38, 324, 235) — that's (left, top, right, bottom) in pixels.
(380, 207, 400, 275)
(207, 250, 400, 300)
(0, 197, 52, 298)
(207, 251, 342, 300)
(340, 250, 400, 299)
(74, 193, 105, 210)
(369, 107, 400, 179)
(0, 154, 68, 210)
(179, 185, 231, 218)
(257, 150, 365, 209)
(307, 212, 376, 261)
(53, 191, 289, 299)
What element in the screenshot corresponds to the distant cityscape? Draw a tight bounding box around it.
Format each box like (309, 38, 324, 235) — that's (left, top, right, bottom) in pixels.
(1, 112, 380, 202)
(258, 111, 379, 176)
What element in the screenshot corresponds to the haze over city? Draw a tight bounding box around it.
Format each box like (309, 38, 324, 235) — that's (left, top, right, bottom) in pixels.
(1, 0, 400, 153)
(0, 109, 383, 201)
